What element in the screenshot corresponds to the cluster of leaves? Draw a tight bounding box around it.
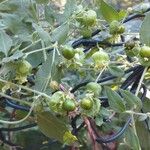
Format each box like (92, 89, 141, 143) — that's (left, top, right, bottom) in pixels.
(0, 0, 150, 150)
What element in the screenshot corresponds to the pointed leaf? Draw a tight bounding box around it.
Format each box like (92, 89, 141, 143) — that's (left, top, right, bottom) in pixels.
(45, 5, 56, 25)
(140, 12, 150, 46)
(136, 121, 150, 149)
(33, 50, 60, 92)
(51, 23, 69, 44)
(125, 126, 141, 150)
(118, 10, 127, 20)
(105, 87, 126, 112)
(120, 90, 142, 110)
(108, 65, 124, 77)
(33, 23, 51, 45)
(58, 0, 77, 23)
(2, 51, 24, 63)
(0, 30, 12, 56)
(98, 0, 119, 23)
(37, 111, 68, 143)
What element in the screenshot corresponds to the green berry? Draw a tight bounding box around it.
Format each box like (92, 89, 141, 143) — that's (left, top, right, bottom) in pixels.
(86, 82, 102, 96)
(17, 60, 32, 75)
(92, 51, 109, 63)
(61, 46, 75, 60)
(80, 98, 93, 110)
(139, 45, 150, 58)
(62, 99, 76, 112)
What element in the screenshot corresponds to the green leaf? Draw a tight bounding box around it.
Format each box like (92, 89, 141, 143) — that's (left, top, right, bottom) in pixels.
(45, 5, 56, 25)
(125, 126, 141, 150)
(2, 13, 32, 41)
(108, 65, 124, 77)
(28, 2, 38, 22)
(118, 10, 127, 21)
(58, 0, 77, 23)
(26, 51, 44, 68)
(98, 0, 119, 23)
(32, 23, 51, 45)
(37, 111, 68, 143)
(0, 2, 19, 13)
(0, 30, 12, 56)
(120, 90, 142, 110)
(63, 131, 78, 145)
(35, 0, 49, 4)
(140, 12, 150, 46)
(51, 23, 69, 44)
(33, 50, 60, 93)
(105, 87, 126, 112)
(2, 51, 24, 63)
(136, 121, 150, 149)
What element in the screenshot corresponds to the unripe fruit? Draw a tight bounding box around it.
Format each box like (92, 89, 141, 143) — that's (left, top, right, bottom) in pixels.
(62, 99, 76, 112)
(80, 27, 92, 38)
(49, 91, 64, 106)
(109, 20, 120, 35)
(86, 82, 102, 96)
(139, 45, 150, 58)
(17, 60, 32, 75)
(118, 25, 125, 34)
(92, 51, 109, 63)
(80, 98, 93, 110)
(75, 12, 84, 23)
(61, 46, 75, 60)
(84, 10, 97, 26)
(109, 20, 125, 35)
(75, 10, 97, 26)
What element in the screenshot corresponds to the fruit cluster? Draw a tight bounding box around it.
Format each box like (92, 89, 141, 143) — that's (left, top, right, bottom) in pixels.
(48, 82, 101, 117)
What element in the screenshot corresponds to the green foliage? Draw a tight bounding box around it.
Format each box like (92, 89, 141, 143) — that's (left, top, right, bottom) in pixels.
(108, 65, 124, 77)
(37, 111, 70, 143)
(105, 87, 126, 112)
(98, 0, 126, 23)
(140, 12, 150, 46)
(0, 30, 12, 56)
(120, 90, 142, 110)
(0, 0, 150, 149)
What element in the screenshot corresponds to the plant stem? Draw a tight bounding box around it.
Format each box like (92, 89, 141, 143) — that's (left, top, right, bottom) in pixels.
(0, 92, 31, 106)
(0, 78, 51, 99)
(21, 39, 41, 52)
(131, 67, 147, 150)
(0, 98, 37, 124)
(25, 45, 53, 57)
(42, 48, 56, 92)
(41, 40, 47, 61)
(95, 66, 106, 83)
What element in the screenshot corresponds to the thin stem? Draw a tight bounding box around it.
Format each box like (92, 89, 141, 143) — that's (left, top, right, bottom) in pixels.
(41, 41, 47, 61)
(25, 45, 53, 57)
(135, 67, 147, 96)
(95, 66, 106, 83)
(0, 78, 51, 99)
(0, 98, 37, 124)
(131, 67, 147, 150)
(21, 39, 41, 52)
(125, 110, 150, 117)
(0, 92, 31, 106)
(42, 48, 56, 92)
